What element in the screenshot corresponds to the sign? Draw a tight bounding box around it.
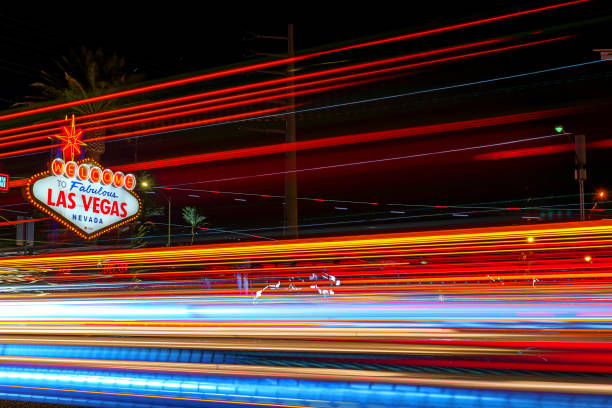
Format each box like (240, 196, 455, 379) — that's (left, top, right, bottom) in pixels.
(55, 114, 86, 162)
(27, 158, 140, 239)
(0, 173, 8, 191)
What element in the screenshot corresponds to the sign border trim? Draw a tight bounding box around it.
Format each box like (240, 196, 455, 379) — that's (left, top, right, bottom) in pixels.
(26, 158, 141, 240)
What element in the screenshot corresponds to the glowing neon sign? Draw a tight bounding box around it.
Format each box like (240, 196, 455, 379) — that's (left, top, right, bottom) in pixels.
(54, 115, 86, 162)
(0, 173, 8, 191)
(27, 158, 140, 239)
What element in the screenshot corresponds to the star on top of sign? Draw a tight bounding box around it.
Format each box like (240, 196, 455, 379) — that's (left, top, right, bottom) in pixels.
(55, 114, 86, 162)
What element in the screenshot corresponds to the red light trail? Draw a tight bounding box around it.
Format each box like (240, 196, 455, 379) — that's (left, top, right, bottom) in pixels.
(0, 0, 589, 123)
(114, 107, 577, 173)
(309, 0, 589, 54)
(0, 36, 541, 151)
(0, 37, 571, 161)
(0, 37, 575, 163)
(475, 143, 575, 160)
(142, 132, 578, 187)
(0, 75, 390, 150)
(0, 217, 48, 227)
(0, 106, 292, 160)
(0, 37, 505, 143)
(1, 106, 582, 190)
(474, 137, 612, 161)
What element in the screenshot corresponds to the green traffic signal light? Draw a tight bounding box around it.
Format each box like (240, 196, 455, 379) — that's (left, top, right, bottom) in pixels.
(554, 125, 564, 133)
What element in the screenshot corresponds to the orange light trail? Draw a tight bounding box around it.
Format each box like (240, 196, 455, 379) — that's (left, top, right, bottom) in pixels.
(1, 221, 610, 287)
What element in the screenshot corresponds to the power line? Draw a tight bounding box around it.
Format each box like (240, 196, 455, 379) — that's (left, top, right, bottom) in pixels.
(158, 132, 571, 187)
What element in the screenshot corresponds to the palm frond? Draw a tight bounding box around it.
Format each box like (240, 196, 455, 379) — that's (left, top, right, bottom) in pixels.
(182, 207, 207, 227)
(64, 72, 88, 99)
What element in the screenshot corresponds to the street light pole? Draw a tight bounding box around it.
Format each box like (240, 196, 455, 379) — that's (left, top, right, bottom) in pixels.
(167, 196, 172, 247)
(574, 134, 587, 221)
(0, 215, 29, 255)
(155, 188, 172, 246)
(143, 185, 173, 247)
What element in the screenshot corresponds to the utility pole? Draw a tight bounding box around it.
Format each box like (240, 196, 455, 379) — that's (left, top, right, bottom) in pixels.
(284, 24, 298, 239)
(4, 215, 29, 255)
(574, 134, 586, 221)
(244, 25, 298, 238)
(147, 188, 172, 246)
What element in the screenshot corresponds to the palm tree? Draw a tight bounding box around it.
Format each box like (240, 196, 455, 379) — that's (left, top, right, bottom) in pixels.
(182, 207, 207, 245)
(15, 46, 145, 162)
